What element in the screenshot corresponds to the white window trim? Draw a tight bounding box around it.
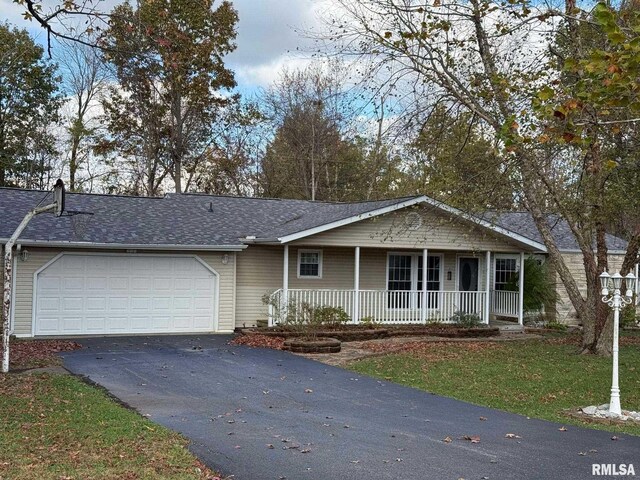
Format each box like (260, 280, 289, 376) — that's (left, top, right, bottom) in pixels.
(493, 253, 520, 291)
(386, 251, 444, 311)
(297, 249, 323, 279)
(386, 251, 444, 292)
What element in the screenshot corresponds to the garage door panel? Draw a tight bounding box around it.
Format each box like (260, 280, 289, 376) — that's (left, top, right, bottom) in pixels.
(63, 276, 85, 290)
(109, 317, 129, 331)
(86, 317, 106, 331)
(86, 297, 106, 311)
(35, 255, 217, 336)
(131, 297, 151, 310)
(153, 316, 171, 329)
(62, 297, 83, 311)
(38, 297, 60, 313)
(109, 277, 129, 290)
(109, 297, 129, 311)
(87, 277, 108, 290)
(61, 317, 82, 332)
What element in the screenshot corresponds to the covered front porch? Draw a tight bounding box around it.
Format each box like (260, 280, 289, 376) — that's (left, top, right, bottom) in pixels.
(267, 246, 527, 326)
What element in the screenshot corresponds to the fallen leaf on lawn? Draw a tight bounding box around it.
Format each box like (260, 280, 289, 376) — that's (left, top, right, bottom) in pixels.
(443, 436, 452, 443)
(505, 433, 522, 439)
(558, 426, 567, 431)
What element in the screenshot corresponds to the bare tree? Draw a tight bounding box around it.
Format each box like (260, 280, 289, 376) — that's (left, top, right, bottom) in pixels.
(56, 41, 109, 191)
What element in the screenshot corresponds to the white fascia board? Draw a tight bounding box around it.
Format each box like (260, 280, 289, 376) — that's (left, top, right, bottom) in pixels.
(0, 239, 246, 251)
(276, 196, 428, 244)
(419, 197, 548, 252)
(274, 195, 547, 252)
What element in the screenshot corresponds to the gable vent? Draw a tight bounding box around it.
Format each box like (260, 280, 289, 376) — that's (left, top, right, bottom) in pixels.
(405, 212, 423, 231)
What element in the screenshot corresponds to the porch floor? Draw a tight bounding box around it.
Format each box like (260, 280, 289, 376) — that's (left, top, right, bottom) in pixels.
(490, 318, 524, 332)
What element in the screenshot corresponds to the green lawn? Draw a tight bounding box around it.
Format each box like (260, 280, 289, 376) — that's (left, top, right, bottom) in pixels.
(349, 335, 640, 436)
(0, 373, 221, 479)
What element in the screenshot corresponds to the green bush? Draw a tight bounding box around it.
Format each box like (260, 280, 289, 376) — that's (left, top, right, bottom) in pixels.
(359, 316, 381, 328)
(313, 306, 351, 328)
(621, 305, 638, 328)
(544, 321, 568, 332)
(450, 311, 482, 328)
(506, 257, 557, 313)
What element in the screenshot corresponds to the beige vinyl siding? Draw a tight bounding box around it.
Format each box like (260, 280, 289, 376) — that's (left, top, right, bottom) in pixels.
(289, 247, 354, 289)
(235, 246, 496, 326)
(551, 252, 625, 325)
(12, 248, 236, 336)
(290, 207, 531, 252)
(235, 245, 283, 328)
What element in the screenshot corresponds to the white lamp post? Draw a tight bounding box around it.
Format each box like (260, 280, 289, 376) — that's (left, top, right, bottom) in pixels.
(599, 270, 636, 416)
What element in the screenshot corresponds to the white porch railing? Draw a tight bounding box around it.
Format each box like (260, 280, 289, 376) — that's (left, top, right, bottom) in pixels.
(490, 290, 519, 318)
(267, 289, 505, 326)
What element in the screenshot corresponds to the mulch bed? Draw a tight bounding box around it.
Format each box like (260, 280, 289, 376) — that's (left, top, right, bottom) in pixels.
(230, 334, 286, 350)
(10, 339, 82, 370)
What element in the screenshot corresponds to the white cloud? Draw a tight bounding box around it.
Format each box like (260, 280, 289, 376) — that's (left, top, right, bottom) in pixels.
(226, 0, 327, 89)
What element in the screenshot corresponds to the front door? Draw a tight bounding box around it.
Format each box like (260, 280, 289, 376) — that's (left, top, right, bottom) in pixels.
(458, 257, 479, 313)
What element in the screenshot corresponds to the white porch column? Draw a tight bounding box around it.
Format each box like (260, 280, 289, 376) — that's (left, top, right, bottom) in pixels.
(283, 245, 289, 305)
(518, 252, 525, 326)
(353, 246, 360, 323)
(485, 251, 491, 324)
(422, 248, 428, 323)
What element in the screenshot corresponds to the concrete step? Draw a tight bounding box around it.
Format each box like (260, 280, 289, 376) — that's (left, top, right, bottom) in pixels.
(494, 324, 525, 332)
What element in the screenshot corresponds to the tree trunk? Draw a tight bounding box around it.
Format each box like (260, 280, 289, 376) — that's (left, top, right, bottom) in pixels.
(594, 313, 613, 356)
(69, 133, 80, 191)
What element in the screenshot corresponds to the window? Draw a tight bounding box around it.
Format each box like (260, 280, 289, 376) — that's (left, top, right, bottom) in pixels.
(298, 250, 322, 278)
(387, 253, 442, 308)
(494, 256, 518, 291)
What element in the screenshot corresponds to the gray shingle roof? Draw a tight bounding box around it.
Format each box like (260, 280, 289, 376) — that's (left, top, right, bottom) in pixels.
(0, 187, 419, 248)
(0, 187, 627, 251)
(486, 212, 628, 251)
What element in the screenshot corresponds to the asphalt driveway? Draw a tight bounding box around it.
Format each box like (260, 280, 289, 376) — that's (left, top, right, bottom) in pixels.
(61, 335, 639, 480)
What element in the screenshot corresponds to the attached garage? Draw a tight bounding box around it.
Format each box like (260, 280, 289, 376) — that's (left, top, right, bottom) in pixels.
(33, 254, 219, 336)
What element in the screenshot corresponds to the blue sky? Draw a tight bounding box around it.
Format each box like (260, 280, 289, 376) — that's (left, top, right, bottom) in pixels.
(0, 0, 322, 95)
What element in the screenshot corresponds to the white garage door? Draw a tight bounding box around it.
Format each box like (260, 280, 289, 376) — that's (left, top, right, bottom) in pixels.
(35, 254, 217, 336)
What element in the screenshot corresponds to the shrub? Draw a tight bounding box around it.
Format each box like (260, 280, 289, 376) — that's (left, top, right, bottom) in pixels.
(313, 306, 351, 328)
(359, 316, 381, 328)
(621, 305, 638, 328)
(450, 310, 482, 328)
(544, 321, 568, 332)
(506, 257, 557, 313)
